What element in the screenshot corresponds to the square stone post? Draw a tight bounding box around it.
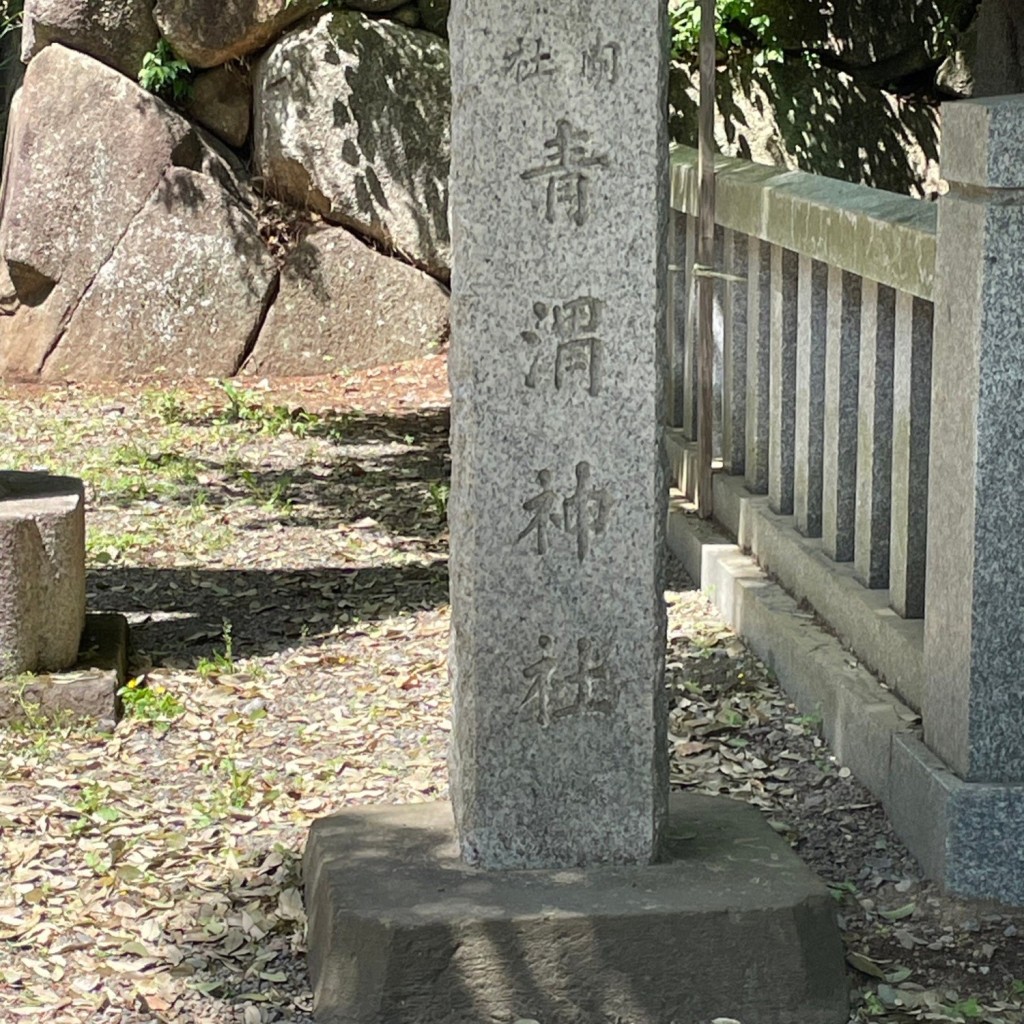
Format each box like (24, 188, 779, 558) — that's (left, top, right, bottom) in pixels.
(821, 268, 861, 562)
(448, 1, 668, 867)
(721, 228, 747, 476)
(768, 245, 798, 515)
(745, 237, 771, 494)
(925, 96, 1024, 782)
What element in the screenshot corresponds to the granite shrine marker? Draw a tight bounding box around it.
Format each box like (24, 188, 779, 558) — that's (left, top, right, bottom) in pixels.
(303, 4, 848, 1020)
(447, 0, 669, 870)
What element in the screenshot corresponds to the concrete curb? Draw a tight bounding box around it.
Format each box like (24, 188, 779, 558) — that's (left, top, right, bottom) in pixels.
(668, 495, 1024, 903)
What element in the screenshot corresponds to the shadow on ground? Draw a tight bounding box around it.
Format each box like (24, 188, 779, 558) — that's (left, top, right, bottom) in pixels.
(87, 562, 449, 664)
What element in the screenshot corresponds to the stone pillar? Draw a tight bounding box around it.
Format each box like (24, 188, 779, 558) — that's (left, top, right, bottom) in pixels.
(0, 471, 86, 677)
(793, 257, 828, 538)
(768, 245, 798, 515)
(721, 228, 747, 476)
(745, 237, 771, 494)
(925, 96, 1024, 782)
(822, 268, 860, 562)
(448, 1, 668, 867)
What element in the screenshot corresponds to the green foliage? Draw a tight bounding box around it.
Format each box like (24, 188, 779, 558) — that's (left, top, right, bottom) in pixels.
(119, 676, 185, 725)
(427, 481, 449, 522)
(0, 1, 21, 42)
(668, 0, 781, 65)
(138, 39, 193, 102)
(196, 622, 235, 679)
(72, 781, 121, 833)
(216, 380, 322, 438)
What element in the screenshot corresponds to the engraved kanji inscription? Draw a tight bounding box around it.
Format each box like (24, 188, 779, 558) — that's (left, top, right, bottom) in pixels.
(564, 461, 610, 562)
(516, 461, 610, 562)
(521, 634, 559, 726)
(516, 468, 562, 555)
(521, 119, 609, 227)
(522, 297, 604, 397)
(582, 31, 621, 85)
(503, 36, 554, 83)
(520, 636, 618, 726)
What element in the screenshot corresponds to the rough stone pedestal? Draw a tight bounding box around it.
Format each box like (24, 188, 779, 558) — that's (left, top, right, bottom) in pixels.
(304, 793, 849, 1024)
(0, 470, 86, 677)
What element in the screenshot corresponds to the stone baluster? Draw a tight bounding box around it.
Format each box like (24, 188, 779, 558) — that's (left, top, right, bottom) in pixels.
(744, 236, 771, 494)
(794, 257, 828, 537)
(889, 292, 932, 618)
(768, 245, 798, 515)
(822, 268, 861, 562)
(721, 228, 747, 476)
(666, 209, 688, 429)
(854, 279, 895, 587)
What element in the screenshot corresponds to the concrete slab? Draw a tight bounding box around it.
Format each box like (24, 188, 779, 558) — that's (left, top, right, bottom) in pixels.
(305, 793, 848, 1024)
(0, 612, 129, 727)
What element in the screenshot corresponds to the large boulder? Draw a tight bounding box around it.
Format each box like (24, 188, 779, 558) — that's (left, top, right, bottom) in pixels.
(669, 55, 941, 198)
(43, 168, 278, 380)
(754, 0, 969, 83)
(0, 45, 200, 375)
(0, 44, 276, 381)
(417, 0, 449, 36)
(254, 10, 450, 280)
(184, 64, 252, 148)
(153, 0, 324, 68)
(21, 0, 160, 80)
(243, 225, 448, 376)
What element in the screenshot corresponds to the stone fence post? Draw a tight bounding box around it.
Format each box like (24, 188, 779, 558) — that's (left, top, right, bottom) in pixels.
(924, 96, 1024, 782)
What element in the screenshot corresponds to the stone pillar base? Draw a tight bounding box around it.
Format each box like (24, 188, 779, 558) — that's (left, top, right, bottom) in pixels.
(304, 793, 848, 1024)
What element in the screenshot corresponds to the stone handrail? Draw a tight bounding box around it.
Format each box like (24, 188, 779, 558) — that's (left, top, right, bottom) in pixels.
(666, 102, 1024, 900)
(665, 146, 935, 625)
(670, 146, 936, 300)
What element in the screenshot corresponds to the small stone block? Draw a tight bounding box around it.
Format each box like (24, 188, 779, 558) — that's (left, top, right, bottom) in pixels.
(0, 612, 129, 727)
(304, 793, 848, 1024)
(0, 470, 86, 676)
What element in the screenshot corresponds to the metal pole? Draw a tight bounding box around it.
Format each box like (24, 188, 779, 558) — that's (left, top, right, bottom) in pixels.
(696, 0, 716, 518)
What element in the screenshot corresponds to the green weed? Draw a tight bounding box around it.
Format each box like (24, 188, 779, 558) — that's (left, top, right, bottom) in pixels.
(196, 622, 235, 679)
(72, 781, 120, 833)
(427, 481, 449, 522)
(221, 757, 255, 808)
(216, 380, 323, 438)
(138, 39, 193, 101)
(119, 677, 185, 726)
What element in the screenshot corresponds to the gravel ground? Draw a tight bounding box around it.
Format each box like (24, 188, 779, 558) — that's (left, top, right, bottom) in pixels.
(1, 361, 1022, 1024)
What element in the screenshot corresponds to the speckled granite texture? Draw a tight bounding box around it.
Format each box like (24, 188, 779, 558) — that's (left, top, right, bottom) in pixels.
(925, 97, 1024, 783)
(447, 0, 669, 868)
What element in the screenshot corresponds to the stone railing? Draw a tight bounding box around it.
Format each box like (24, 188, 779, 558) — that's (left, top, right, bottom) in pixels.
(668, 145, 935, 626)
(666, 95, 1024, 903)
